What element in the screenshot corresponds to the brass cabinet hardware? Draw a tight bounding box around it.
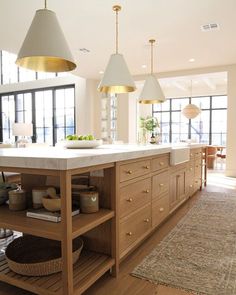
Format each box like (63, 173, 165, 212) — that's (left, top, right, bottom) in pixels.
(126, 232, 132, 236)
(127, 197, 133, 202)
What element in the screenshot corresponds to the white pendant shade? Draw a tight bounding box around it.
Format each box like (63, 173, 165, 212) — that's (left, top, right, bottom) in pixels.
(182, 104, 201, 119)
(98, 53, 136, 93)
(16, 9, 76, 72)
(139, 75, 165, 104)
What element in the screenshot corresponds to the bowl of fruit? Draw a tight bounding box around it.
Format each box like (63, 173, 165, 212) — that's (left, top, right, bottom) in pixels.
(63, 134, 103, 149)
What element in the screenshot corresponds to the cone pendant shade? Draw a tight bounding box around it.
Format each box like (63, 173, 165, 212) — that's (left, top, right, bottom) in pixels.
(139, 75, 165, 104)
(98, 5, 136, 94)
(16, 9, 76, 72)
(98, 53, 136, 93)
(139, 39, 165, 104)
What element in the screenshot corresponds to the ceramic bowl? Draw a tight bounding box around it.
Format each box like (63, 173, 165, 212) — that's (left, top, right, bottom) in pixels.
(42, 196, 61, 212)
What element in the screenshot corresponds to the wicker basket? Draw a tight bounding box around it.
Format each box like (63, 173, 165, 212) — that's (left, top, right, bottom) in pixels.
(5, 235, 83, 276)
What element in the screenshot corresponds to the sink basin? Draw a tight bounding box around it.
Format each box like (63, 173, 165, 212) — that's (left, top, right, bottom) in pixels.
(170, 147, 190, 166)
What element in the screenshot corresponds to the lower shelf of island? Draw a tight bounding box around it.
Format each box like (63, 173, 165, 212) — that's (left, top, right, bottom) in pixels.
(0, 251, 114, 295)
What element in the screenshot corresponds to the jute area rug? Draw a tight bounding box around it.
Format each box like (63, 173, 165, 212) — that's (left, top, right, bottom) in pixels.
(132, 192, 236, 295)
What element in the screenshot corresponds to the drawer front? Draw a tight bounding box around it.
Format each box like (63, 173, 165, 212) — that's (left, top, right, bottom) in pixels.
(120, 159, 151, 182)
(152, 155, 169, 172)
(152, 194, 169, 228)
(120, 178, 151, 218)
(194, 177, 201, 191)
(194, 148, 202, 159)
(152, 171, 169, 200)
(194, 161, 201, 177)
(120, 204, 151, 254)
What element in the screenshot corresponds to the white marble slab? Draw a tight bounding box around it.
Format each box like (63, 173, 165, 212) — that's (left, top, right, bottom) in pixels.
(0, 143, 206, 171)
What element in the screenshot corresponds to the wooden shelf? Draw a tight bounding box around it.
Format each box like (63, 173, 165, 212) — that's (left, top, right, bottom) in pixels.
(0, 206, 114, 241)
(0, 206, 61, 241)
(72, 209, 114, 239)
(0, 251, 114, 295)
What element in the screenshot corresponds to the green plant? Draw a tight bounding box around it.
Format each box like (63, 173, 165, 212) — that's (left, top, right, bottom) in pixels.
(139, 116, 159, 132)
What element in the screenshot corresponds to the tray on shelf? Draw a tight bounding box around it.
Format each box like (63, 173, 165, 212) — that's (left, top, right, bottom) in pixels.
(5, 235, 83, 276)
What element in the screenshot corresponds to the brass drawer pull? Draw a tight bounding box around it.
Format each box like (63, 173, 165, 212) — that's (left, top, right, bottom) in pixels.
(190, 167, 193, 171)
(126, 232, 132, 236)
(159, 183, 164, 187)
(195, 180, 198, 183)
(159, 161, 164, 166)
(144, 165, 150, 169)
(127, 197, 133, 202)
(144, 189, 150, 193)
(196, 165, 199, 168)
(189, 184, 193, 188)
(144, 218, 150, 223)
(127, 170, 132, 174)
(159, 207, 164, 212)
(190, 153, 193, 157)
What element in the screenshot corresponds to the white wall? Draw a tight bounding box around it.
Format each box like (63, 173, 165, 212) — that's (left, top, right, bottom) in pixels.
(226, 66, 236, 177)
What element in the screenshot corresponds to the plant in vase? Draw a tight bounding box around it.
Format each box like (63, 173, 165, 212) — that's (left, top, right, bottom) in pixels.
(139, 116, 160, 144)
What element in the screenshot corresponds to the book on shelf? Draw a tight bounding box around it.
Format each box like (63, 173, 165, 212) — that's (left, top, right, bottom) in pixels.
(26, 207, 80, 223)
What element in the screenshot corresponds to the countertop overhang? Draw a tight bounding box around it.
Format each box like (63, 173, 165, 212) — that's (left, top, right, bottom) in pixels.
(0, 143, 205, 171)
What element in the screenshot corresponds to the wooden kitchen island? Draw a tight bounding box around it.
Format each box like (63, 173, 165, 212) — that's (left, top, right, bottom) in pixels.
(0, 144, 204, 295)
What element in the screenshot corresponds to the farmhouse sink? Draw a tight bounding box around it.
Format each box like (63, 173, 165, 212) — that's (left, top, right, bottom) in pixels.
(170, 146, 190, 166)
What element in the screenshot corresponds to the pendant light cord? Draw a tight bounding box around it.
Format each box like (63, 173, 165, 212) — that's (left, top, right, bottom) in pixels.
(113, 5, 121, 54)
(44, 0, 47, 9)
(115, 9, 119, 54)
(149, 39, 155, 75)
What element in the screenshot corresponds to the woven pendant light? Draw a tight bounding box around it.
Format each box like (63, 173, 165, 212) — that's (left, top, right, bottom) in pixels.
(97, 5, 136, 94)
(182, 80, 201, 119)
(16, 0, 76, 72)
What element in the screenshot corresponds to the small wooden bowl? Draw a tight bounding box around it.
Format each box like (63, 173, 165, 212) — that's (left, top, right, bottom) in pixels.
(42, 196, 61, 212)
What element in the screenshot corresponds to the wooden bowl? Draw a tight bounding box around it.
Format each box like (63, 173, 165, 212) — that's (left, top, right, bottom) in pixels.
(42, 195, 61, 212)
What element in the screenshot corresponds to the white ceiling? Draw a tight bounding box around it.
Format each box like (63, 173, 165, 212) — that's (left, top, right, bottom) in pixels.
(0, 0, 235, 80)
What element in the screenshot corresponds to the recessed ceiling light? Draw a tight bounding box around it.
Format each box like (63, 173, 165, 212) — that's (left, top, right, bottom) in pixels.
(189, 58, 195, 62)
(141, 64, 147, 68)
(99, 71, 104, 74)
(200, 23, 220, 32)
(79, 48, 90, 53)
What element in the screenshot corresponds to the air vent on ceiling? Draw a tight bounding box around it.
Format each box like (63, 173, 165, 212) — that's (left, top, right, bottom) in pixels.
(200, 23, 220, 32)
(79, 48, 90, 53)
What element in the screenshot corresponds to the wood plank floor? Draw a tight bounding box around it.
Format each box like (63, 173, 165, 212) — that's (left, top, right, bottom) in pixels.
(0, 169, 235, 295)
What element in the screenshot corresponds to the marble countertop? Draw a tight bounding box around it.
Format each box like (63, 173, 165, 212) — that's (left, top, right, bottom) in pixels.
(0, 143, 205, 171)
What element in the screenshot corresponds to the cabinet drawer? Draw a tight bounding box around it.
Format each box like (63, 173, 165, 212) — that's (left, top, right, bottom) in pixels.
(152, 171, 169, 200)
(120, 204, 151, 254)
(194, 177, 201, 191)
(194, 148, 202, 159)
(119, 159, 151, 182)
(120, 178, 151, 218)
(152, 194, 169, 228)
(152, 155, 169, 172)
(194, 161, 201, 177)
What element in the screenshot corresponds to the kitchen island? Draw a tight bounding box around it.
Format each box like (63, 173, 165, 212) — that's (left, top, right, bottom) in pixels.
(0, 144, 205, 295)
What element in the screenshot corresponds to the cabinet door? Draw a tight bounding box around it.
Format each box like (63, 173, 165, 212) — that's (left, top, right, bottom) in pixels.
(169, 173, 178, 210)
(170, 169, 186, 211)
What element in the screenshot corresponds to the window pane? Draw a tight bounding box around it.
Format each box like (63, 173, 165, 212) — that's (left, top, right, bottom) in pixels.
(160, 100, 170, 111)
(172, 98, 189, 111)
(212, 96, 227, 109)
(191, 96, 210, 109)
(212, 110, 227, 134)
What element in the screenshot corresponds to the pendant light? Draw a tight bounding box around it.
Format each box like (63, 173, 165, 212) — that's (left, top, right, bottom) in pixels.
(16, 0, 76, 72)
(139, 39, 165, 104)
(182, 80, 201, 119)
(98, 5, 136, 94)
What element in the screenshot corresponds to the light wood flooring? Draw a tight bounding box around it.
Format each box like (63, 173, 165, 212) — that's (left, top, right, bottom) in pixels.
(0, 168, 235, 295)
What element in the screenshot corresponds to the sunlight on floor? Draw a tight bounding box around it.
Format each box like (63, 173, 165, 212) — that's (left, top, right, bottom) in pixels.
(207, 162, 236, 190)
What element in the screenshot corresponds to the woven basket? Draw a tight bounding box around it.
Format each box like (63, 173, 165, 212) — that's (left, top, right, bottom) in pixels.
(5, 235, 83, 276)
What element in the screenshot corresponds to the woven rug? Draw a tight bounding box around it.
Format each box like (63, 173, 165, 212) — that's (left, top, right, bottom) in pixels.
(132, 192, 236, 295)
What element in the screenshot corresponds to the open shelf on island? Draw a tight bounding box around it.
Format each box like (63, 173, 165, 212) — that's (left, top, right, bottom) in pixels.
(0, 251, 114, 295)
(72, 209, 114, 238)
(0, 206, 114, 241)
